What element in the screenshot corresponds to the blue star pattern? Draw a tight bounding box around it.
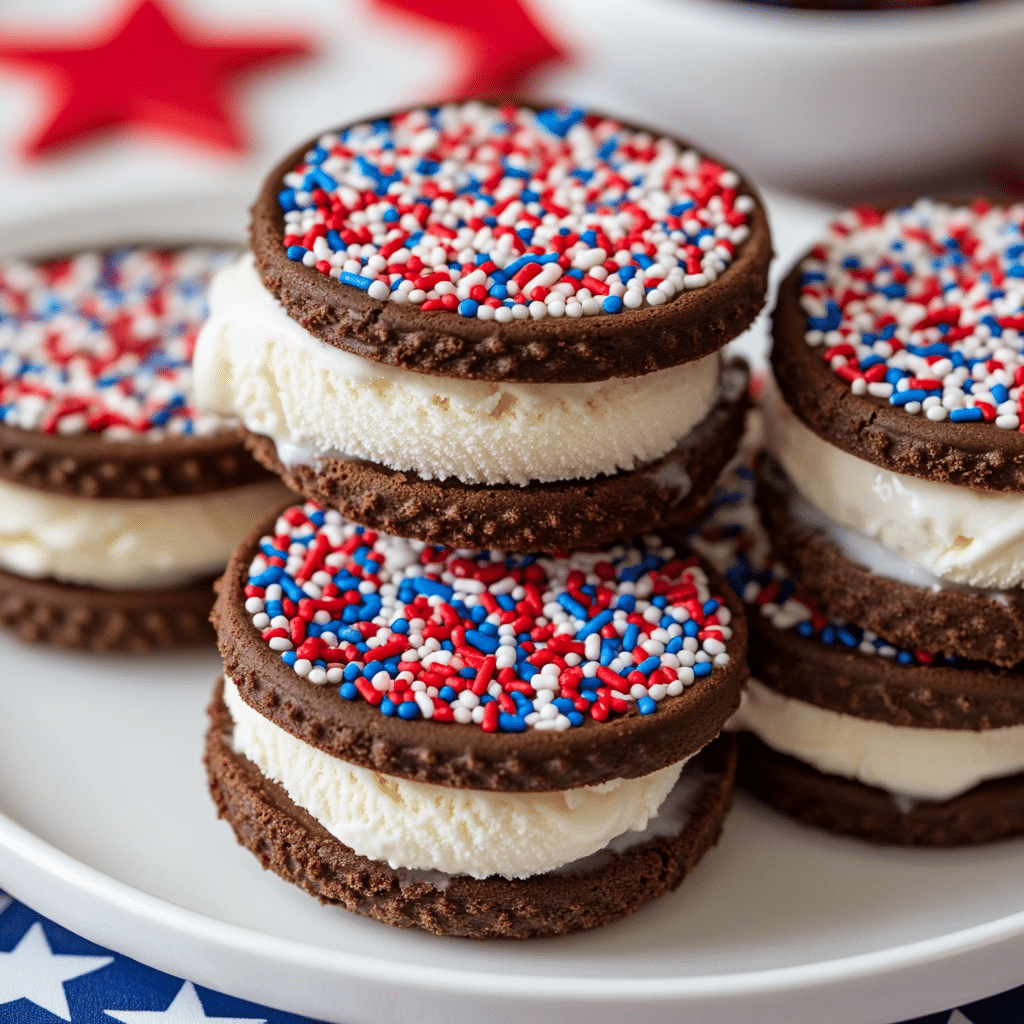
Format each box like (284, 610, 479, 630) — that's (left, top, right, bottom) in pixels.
(0, 889, 1020, 1024)
(0, 892, 324, 1024)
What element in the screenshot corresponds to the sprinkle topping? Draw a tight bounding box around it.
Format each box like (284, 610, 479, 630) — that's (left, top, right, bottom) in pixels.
(695, 461, 952, 668)
(0, 246, 237, 438)
(800, 199, 1024, 431)
(279, 101, 753, 321)
(244, 502, 733, 733)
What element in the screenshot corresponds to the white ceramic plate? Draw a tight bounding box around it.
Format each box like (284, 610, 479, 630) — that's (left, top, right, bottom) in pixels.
(0, 194, 1022, 1024)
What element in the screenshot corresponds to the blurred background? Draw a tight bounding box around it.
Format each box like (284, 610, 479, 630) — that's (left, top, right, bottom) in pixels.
(0, 0, 1022, 240)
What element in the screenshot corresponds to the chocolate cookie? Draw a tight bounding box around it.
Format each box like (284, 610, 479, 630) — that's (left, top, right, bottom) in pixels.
(755, 456, 1024, 667)
(213, 500, 747, 791)
(206, 686, 737, 940)
(737, 732, 1024, 847)
(695, 453, 1024, 846)
(250, 99, 771, 384)
(771, 200, 1024, 492)
(0, 567, 215, 650)
(746, 609, 1024, 731)
(0, 245, 289, 649)
(242, 359, 749, 552)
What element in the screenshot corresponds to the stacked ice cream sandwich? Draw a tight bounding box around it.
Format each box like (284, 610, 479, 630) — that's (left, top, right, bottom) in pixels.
(728, 200, 1024, 845)
(198, 100, 771, 935)
(0, 246, 289, 650)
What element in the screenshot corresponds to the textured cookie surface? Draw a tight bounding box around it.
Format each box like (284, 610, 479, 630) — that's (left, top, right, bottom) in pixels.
(0, 567, 215, 650)
(244, 360, 749, 551)
(772, 202, 1024, 492)
(0, 423, 273, 499)
(206, 686, 737, 939)
(214, 503, 747, 791)
(747, 610, 1024, 731)
(737, 731, 1024, 846)
(251, 100, 771, 383)
(755, 457, 1024, 667)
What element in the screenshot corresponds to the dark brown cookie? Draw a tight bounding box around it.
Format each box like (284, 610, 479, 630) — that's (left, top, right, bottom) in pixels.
(244, 360, 749, 551)
(736, 731, 1024, 846)
(250, 101, 772, 385)
(0, 422, 274, 500)
(213, 507, 748, 793)
(772, 257, 1024, 493)
(747, 609, 1024, 730)
(755, 457, 1024, 667)
(205, 682, 737, 939)
(0, 567, 215, 650)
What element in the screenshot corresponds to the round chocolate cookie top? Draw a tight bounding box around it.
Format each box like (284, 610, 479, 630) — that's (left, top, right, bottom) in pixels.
(0, 246, 237, 439)
(0, 245, 276, 498)
(214, 500, 746, 791)
(773, 199, 1024, 491)
(250, 99, 771, 383)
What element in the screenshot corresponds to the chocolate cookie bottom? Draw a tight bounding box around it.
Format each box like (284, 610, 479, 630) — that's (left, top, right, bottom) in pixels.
(205, 682, 737, 939)
(243, 361, 749, 552)
(0, 567, 216, 651)
(737, 731, 1024, 847)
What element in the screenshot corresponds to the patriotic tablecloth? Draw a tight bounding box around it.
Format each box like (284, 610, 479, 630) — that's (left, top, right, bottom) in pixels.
(0, 888, 1020, 1024)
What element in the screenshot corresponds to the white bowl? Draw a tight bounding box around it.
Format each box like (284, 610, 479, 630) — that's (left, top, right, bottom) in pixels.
(541, 0, 1024, 191)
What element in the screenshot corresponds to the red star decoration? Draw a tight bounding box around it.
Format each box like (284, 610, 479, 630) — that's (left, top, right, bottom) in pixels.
(372, 0, 567, 96)
(0, 0, 313, 159)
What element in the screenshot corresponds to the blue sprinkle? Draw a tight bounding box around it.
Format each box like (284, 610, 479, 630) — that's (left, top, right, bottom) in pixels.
(634, 253, 653, 270)
(637, 696, 657, 715)
(278, 189, 298, 212)
(837, 627, 861, 648)
(363, 660, 385, 679)
(890, 389, 927, 406)
(576, 609, 613, 640)
(339, 272, 373, 291)
(552, 698, 575, 714)
(397, 701, 419, 720)
(665, 636, 684, 655)
(821, 625, 837, 645)
(279, 579, 303, 604)
(602, 295, 623, 314)
(286, 245, 307, 261)
(884, 368, 907, 387)
(558, 593, 589, 619)
(465, 629, 500, 654)
(622, 623, 640, 651)
(489, 284, 508, 300)
(581, 689, 599, 703)
(693, 661, 713, 678)
(411, 578, 453, 601)
(797, 620, 815, 638)
(703, 599, 720, 616)
(499, 713, 527, 732)
(343, 662, 361, 682)
(597, 136, 618, 159)
(281, 651, 296, 666)
(669, 200, 695, 216)
(458, 298, 478, 318)
(683, 619, 700, 637)
(380, 699, 397, 717)
(536, 106, 586, 137)
(391, 618, 409, 634)
(339, 682, 358, 700)
(993, 383, 1009, 404)
(382, 208, 399, 223)
(637, 656, 661, 675)
(859, 354, 885, 371)
(950, 407, 984, 422)
(881, 283, 907, 299)
(981, 314, 1003, 337)
(567, 711, 584, 727)
(897, 651, 914, 665)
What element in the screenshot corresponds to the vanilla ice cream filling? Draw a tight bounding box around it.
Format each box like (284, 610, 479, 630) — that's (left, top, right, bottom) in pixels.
(0, 477, 289, 589)
(729, 678, 1024, 801)
(193, 256, 721, 487)
(223, 676, 688, 879)
(767, 385, 1024, 589)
